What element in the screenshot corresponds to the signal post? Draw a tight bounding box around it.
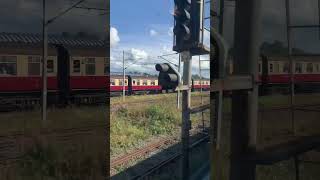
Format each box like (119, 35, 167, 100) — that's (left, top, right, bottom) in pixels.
(181, 51, 192, 179)
(157, 0, 209, 179)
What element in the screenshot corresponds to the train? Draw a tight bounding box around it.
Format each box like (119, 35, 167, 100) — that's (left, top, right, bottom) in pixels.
(0, 33, 210, 109)
(255, 55, 320, 94)
(1, 32, 320, 110)
(0, 32, 108, 109)
(109, 75, 210, 96)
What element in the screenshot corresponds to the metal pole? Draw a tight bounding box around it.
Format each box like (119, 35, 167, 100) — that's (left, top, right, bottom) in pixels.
(201, 0, 205, 44)
(199, 55, 205, 131)
(230, 0, 261, 179)
(123, 51, 125, 101)
(219, 0, 224, 34)
(181, 51, 192, 180)
(285, 0, 295, 134)
(42, 0, 48, 124)
(199, 56, 203, 96)
(215, 0, 224, 148)
(318, 0, 320, 40)
(177, 54, 181, 109)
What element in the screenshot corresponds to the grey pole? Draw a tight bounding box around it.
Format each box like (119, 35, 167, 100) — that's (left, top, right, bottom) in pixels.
(230, 0, 261, 179)
(177, 54, 181, 109)
(181, 51, 192, 180)
(42, 0, 48, 124)
(219, 0, 224, 34)
(285, 0, 295, 134)
(123, 50, 125, 101)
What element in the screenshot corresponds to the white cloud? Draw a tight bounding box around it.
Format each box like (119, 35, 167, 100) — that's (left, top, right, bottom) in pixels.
(149, 29, 158, 37)
(203, 30, 210, 47)
(168, 26, 174, 37)
(127, 48, 149, 60)
(110, 27, 120, 48)
(161, 45, 173, 54)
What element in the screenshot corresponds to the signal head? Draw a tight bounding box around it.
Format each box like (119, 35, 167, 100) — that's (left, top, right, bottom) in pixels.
(155, 63, 169, 72)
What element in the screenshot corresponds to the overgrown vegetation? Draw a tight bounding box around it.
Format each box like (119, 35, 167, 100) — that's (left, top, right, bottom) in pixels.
(0, 106, 106, 179)
(17, 141, 105, 180)
(0, 106, 106, 134)
(110, 92, 210, 156)
(110, 104, 182, 155)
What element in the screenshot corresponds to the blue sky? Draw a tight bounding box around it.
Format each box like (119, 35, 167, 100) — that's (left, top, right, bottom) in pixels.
(110, 0, 210, 77)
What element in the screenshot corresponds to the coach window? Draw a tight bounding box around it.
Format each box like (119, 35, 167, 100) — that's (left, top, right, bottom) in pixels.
(133, 79, 136, 85)
(137, 80, 141, 85)
(307, 63, 313, 73)
(47, 59, 54, 73)
(151, 80, 155, 85)
(0, 56, 17, 75)
(275, 63, 280, 73)
(258, 63, 261, 73)
(28, 56, 41, 75)
(316, 64, 320, 72)
(119, 79, 123, 86)
(143, 80, 147, 85)
(85, 58, 95, 75)
(283, 62, 289, 73)
(125, 80, 128, 85)
(111, 79, 115, 86)
(73, 60, 80, 73)
(295, 63, 302, 73)
(269, 63, 273, 73)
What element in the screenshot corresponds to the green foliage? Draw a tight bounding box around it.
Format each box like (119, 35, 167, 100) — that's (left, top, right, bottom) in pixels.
(18, 142, 57, 179)
(145, 105, 179, 135)
(110, 104, 181, 155)
(17, 142, 103, 180)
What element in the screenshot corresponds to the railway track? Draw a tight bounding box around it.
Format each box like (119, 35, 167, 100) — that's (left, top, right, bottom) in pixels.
(111, 138, 174, 168)
(129, 135, 209, 180)
(110, 126, 209, 179)
(111, 96, 210, 112)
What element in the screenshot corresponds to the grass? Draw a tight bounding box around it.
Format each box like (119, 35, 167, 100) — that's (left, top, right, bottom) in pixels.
(0, 105, 107, 179)
(110, 92, 320, 158)
(0, 105, 106, 134)
(110, 103, 182, 156)
(14, 134, 106, 180)
(111, 92, 209, 105)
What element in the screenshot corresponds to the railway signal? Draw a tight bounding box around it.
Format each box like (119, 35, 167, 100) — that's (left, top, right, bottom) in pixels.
(155, 63, 181, 89)
(173, 0, 192, 52)
(173, 0, 204, 54)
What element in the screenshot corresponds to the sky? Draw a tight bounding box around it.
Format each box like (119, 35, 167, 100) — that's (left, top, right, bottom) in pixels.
(110, 0, 210, 77)
(0, 0, 107, 38)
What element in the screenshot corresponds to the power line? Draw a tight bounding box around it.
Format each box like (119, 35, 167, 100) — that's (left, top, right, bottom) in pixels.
(74, 5, 109, 11)
(47, 0, 86, 25)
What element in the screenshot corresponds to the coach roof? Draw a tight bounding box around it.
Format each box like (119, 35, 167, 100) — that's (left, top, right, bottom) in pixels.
(0, 32, 107, 48)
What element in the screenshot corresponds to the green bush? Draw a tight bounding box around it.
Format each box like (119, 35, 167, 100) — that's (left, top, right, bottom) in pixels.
(110, 105, 181, 155)
(17, 142, 103, 180)
(145, 105, 179, 135)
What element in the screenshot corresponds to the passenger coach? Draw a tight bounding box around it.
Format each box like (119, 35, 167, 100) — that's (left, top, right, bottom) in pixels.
(0, 32, 109, 107)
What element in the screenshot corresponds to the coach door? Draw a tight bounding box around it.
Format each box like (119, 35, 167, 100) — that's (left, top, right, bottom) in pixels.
(56, 45, 70, 106)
